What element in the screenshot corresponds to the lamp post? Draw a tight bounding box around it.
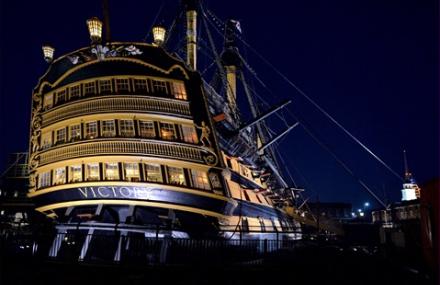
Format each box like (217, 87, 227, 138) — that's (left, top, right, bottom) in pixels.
(86, 17, 103, 44)
(86, 17, 105, 60)
(42, 45, 55, 63)
(152, 26, 166, 46)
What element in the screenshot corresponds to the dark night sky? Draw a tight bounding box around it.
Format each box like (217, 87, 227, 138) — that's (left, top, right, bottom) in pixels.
(0, 0, 438, 209)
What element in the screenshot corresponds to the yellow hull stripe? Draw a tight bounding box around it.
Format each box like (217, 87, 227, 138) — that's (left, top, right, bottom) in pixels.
(35, 199, 226, 219)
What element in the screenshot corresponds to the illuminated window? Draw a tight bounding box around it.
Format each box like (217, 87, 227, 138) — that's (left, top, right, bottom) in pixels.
(104, 162, 119, 180)
(124, 163, 140, 182)
(134, 78, 148, 92)
(181, 125, 198, 143)
(101, 120, 116, 137)
(152, 79, 167, 94)
(171, 82, 187, 100)
(85, 121, 98, 139)
(55, 89, 67, 104)
(145, 163, 162, 183)
(116, 78, 129, 92)
(70, 124, 81, 141)
(56, 128, 66, 144)
(69, 165, 82, 183)
(191, 170, 210, 190)
(119, 120, 135, 137)
(53, 167, 66, 185)
(139, 120, 155, 138)
(160, 122, 176, 140)
(99, 79, 112, 93)
(167, 166, 186, 186)
(43, 93, 53, 110)
(84, 81, 96, 95)
(38, 171, 51, 188)
(85, 163, 100, 181)
(69, 85, 81, 99)
(41, 132, 52, 149)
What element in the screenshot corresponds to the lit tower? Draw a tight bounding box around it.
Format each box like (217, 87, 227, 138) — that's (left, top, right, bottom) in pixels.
(401, 150, 421, 201)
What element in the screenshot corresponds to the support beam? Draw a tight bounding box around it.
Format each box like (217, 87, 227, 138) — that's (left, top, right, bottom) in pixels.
(258, 122, 299, 153)
(238, 100, 291, 133)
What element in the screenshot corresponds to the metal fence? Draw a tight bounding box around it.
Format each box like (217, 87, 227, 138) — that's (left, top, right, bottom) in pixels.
(0, 232, 302, 265)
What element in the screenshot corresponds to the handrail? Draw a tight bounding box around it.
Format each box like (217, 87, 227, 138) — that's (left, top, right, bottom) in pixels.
(38, 139, 205, 166)
(42, 96, 191, 127)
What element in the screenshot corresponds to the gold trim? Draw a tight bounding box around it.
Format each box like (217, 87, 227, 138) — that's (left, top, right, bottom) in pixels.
(36, 57, 189, 96)
(36, 200, 225, 219)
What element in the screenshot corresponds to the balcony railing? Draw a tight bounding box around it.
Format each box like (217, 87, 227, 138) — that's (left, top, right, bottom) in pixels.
(39, 139, 204, 166)
(42, 96, 191, 127)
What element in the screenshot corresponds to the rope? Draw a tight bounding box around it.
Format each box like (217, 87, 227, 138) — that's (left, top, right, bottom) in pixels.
(143, 2, 165, 42)
(206, 8, 403, 183)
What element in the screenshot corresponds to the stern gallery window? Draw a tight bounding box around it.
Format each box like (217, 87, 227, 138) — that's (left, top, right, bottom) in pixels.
(124, 163, 140, 181)
(104, 162, 119, 180)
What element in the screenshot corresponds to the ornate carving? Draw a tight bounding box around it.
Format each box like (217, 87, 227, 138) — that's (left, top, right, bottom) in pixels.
(32, 115, 42, 130)
(30, 129, 41, 153)
(29, 154, 40, 171)
(195, 121, 212, 148)
(28, 172, 37, 189)
(202, 152, 218, 166)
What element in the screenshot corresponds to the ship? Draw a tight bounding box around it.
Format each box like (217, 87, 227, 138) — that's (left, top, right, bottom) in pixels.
(27, 0, 311, 261)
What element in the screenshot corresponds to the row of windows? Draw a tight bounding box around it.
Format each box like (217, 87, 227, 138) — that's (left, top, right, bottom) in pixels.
(40, 119, 198, 150)
(38, 162, 211, 191)
(42, 77, 188, 110)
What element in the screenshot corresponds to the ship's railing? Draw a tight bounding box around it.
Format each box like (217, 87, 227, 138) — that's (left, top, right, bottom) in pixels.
(38, 139, 204, 166)
(42, 96, 191, 127)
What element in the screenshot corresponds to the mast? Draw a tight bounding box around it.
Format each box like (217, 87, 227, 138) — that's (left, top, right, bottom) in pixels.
(222, 20, 241, 120)
(102, 0, 111, 43)
(185, 0, 197, 70)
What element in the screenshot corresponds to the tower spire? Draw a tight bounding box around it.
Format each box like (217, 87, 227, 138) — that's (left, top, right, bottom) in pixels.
(403, 149, 409, 176)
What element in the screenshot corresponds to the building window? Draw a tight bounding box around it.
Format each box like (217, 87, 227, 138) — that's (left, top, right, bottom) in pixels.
(124, 163, 140, 182)
(53, 167, 66, 185)
(181, 125, 198, 143)
(160, 122, 176, 140)
(104, 162, 119, 180)
(55, 89, 67, 104)
(152, 79, 167, 94)
(69, 85, 81, 99)
(69, 165, 82, 183)
(84, 81, 96, 95)
(167, 166, 186, 186)
(134, 78, 148, 92)
(119, 120, 135, 137)
(191, 170, 210, 190)
(101, 120, 116, 137)
(41, 132, 52, 149)
(116, 78, 130, 92)
(56, 128, 66, 144)
(85, 121, 98, 139)
(171, 82, 187, 100)
(145, 163, 162, 183)
(43, 93, 53, 110)
(38, 171, 51, 188)
(86, 163, 100, 181)
(139, 120, 155, 138)
(99, 79, 112, 93)
(70, 124, 81, 141)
